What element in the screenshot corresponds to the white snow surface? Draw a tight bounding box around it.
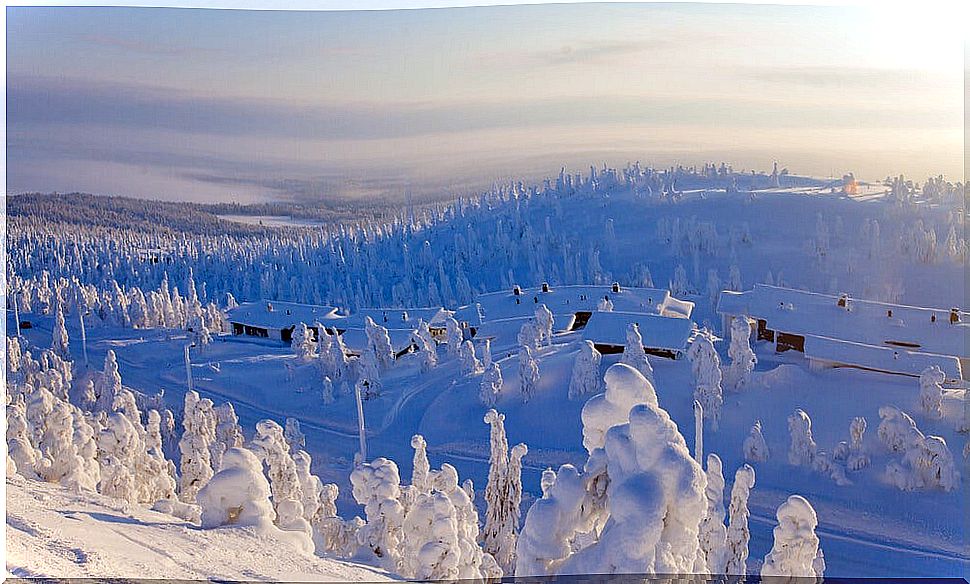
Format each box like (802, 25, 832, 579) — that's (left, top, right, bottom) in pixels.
(4, 475, 391, 581)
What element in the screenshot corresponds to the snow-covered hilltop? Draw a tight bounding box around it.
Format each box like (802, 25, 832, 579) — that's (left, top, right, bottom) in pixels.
(5, 162, 969, 580)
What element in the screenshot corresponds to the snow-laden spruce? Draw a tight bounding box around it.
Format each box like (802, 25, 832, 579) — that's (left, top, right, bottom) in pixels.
(690, 333, 723, 430)
(534, 304, 554, 347)
(743, 420, 770, 463)
(517, 363, 707, 576)
(94, 349, 123, 412)
(479, 362, 503, 407)
(350, 457, 406, 571)
(291, 322, 316, 361)
(179, 390, 216, 503)
(458, 340, 481, 375)
(619, 322, 654, 383)
(568, 340, 602, 400)
(834, 416, 870, 471)
(481, 409, 528, 575)
(724, 464, 756, 576)
(788, 409, 818, 467)
(918, 366, 945, 419)
(761, 495, 825, 580)
(518, 345, 540, 403)
(696, 453, 727, 574)
(724, 316, 756, 392)
(878, 406, 960, 492)
(252, 419, 305, 520)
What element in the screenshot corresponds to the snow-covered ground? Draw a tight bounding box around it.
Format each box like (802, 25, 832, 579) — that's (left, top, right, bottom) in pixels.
(5, 475, 392, 581)
(6, 165, 969, 579)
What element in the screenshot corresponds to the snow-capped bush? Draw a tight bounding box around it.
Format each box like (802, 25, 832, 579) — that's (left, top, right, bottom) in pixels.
(518, 345, 540, 403)
(761, 495, 824, 579)
(433, 463, 500, 579)
(697, 453, 727, 574)
(788, 409, 817, 467)
(691, 334, 723, 430)
(517, 321, 539, 351)
(918, 366, 945, 419)
(878, 405, 923, 453)
(620, 323, 654, 383)
(350, 457, 406, 570)
(480, 363, 503, 407)
(724, 316, 756, 392)
(568, 340, 602, 400)
(743, 420, 770, 463)
(886, 435, 960, 492)
(834, 416, 870, 471)
(482, 409, 527, 575)
(197, 446, 275, 528)
(724, 464, 756, 576)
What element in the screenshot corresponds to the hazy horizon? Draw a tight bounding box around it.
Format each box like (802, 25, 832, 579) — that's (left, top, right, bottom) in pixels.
(7, 3, 965, 204)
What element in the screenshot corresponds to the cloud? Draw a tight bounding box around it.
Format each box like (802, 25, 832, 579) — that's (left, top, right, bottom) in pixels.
(79, 33, 218, 57)
(740, 65, 959, 89)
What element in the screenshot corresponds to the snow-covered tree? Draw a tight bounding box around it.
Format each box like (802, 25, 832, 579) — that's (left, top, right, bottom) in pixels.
(291, 322, 316, 361)
(410, 434, 432, 495)
(697, 453, 727, 574)
(364, 316, 395, 370)
(444, 317, 463, 359)
(724, 464, 756, 576)
(517, 363, 707, 576)
(97, 412, 140, 502)
(482, 409, 528, 575)
(321, 375, 335, 404)
(94, 350, 122, 412)
(400, 490, 461, 580)
(518, 345, 540, 403)
(726, 264, 743, 292)
(743, 420, 770, 463)
(179, 390, 215, 503)
(197, 447, 275, 529)
(534, 304, 554, 347)
(6, 396, 40, 478)
(788, 409, 818, 467)
(51, 303, 70, 358)
(350, 457, 406, 570)
(214, 402, 244, 460)
(517, 320, 540, 351)
(480, 363, 503, 407)
(761, 495, 824, 579)
(285, 417, 306, 453)
(724, 316, 756, 392)
(252, 419, 304, 519)
(568, 340, 602, 400)
(481, 338, 493, 370)
(620, 322, 654, 383)
(458, 340, 481, 375)
(691, 334, 723, 430)
(918, 365, 945, 419)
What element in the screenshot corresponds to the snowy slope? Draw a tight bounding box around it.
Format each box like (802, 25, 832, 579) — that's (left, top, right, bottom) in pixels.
(5, 475, 392, 581)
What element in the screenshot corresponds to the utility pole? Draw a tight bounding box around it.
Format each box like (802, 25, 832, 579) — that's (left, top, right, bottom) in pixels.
(184, 344, 194, 392)
(693, 399, 704, 465)
(354, 380, 367, 464)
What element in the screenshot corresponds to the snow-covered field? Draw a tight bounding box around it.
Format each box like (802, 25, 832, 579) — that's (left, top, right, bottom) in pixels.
(6, 164, 969, 580)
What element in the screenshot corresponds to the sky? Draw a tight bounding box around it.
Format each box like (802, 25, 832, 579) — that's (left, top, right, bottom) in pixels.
(6, 2, 966, 203)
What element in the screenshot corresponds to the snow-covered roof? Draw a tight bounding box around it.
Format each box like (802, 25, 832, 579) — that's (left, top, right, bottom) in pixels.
(453, 303, 484, 327)
(227, 301, 341, 330)
(581, 311, 695, 352)
(339, 307, 453, 330)
(475, 284, 693, 322)
(333, 327, 417, 355)
(803, 335, 963, 380)
(717, 285, 968, 358)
